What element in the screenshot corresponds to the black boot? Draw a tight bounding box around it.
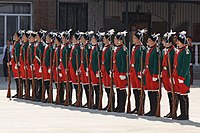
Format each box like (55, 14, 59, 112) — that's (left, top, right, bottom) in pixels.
(12, 79, 19, 98)
(164, 92, 172, 118)
(131, 89, 140, 114)
(59, 82, 65, 104)
(103, 88, 110, 110)
(69, 82, 73, 105)
(145, 91, 158, 116)
(176, 95, 189, 120)
(83, 85, 89, 108)
(113, 89, 120, 112)
(119, 89, 127, 113)
(92, 85, 99, 109)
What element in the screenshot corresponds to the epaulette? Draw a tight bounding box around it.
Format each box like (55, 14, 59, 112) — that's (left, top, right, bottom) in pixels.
(98, 42, 103, 51)
(123, 45, 128, 51)
(87, 43, 92, 49)
(185, 48, 190, 55)
(141, 45, 146, 51)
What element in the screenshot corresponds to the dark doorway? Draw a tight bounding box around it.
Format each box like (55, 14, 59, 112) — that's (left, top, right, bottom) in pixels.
(58, 3, 88, 31)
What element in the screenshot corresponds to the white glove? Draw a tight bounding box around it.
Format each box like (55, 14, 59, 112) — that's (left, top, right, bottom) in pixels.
(86, 71, 88, 77)
(178, 79, 184, 83)
(119, 75, 126, 80)
(30, 64, 34, 70)
(15, 64, 18, 69)
(152, 77, 158, 81)
(59, 73, 62, 77)
(39, 67, 42, 73)
(58, 65, 61, 70)
(138, 75, 141, 79)
(96, 72, 100, 77)
(18, 62, 20, 67)
(48, 68, 51, 73)
(142, 69, 145, 74)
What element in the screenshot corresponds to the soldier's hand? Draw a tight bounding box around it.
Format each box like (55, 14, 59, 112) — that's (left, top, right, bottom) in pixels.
(18, 62, 20, 67)
(39, 67, 42, 73)
(152, 77, 158, 81)
(119, 75, 126, 80)
(96, 71, 100, 77)
(178, 79, 184, 83)
(14, 64, 18, 69)
(58, 65, 61, 70)
(48, 68, 51, 73)
(86, 71, 88, 77)
(59, 73, 62, 77)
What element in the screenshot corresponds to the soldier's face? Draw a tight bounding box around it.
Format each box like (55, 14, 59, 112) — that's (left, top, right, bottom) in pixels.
(91, 37, 97, 44)
(80, 36, 86, 43)
(29, 36, 35, 42)
(176, 40, 183, 47)
(72, 36, 77, 43)
(147, 38, 155, 46)
(46, 36, 51, 43)
(22, 35, 28, 43)
(14, 33, 20, 41)
(62, 36, 66, 43)
(36, 34, 41, 41)
(133, 36, 140, 44)
(114, 37, 118, 45)
(103, 37, 109, 44)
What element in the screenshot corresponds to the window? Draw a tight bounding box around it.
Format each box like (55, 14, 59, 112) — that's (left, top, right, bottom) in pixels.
(58, 3, 88, 31)
(0, 2, 32, 48)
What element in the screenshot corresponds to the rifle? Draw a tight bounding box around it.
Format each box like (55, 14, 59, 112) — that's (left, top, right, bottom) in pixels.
(138, 47, 145, 115)
(76, 50, 82, 107)
(30, 48, 35, 101)
(64, 49, 70, 106)
(24, 48, 29, 100)
(167, 52, 176, 119)
(98, 48, 103, 110)
(55, 48, 61, 105)
(156, 47, 162, 117)
(85, 47, 93, 109)
(126, 50, 131, 113)
(107, 45, 114, 112)
(48, 49, 53, 103)
(15, 47, 22, 98)
(41, 50, 45, 102)
(7, 47, 11, 99)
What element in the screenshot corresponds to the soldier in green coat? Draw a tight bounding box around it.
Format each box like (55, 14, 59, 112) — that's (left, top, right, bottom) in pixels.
(130, 29, 147, 114)
(144, 33, 160, 116)
(113, 31, 128, 113)
(173, 31, 191, 120)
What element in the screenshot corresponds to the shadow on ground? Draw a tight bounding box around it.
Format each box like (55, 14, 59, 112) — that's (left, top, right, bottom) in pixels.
(12, 98, 200, 128)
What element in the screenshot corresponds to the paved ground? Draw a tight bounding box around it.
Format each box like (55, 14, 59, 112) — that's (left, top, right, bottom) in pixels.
(0, 78, 200, 133)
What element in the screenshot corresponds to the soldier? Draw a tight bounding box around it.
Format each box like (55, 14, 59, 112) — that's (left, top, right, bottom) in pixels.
(88, 33, 102, 109)
(101, 31, 115, 110)
(79, 32, 91, 107)
(19, 31, 30, 98)
(60, 30, 73, 105)
(173, 31, 191, 120)
(26, 31, 37, 100)
(161, 30, 176, 118)
(113, 31, 128, 113)
(144, 33, 160, 116)
(69, 32, 82, 106)
(43, 32, 55, 102)
(130, 29, 147, 114)
(11, 30, 23, 98)
(34, 30, 46, 101)
(53, 33, 64, 104)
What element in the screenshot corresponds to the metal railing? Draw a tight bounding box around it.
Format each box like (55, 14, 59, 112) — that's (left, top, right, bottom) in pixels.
(192, 42, 200, 66)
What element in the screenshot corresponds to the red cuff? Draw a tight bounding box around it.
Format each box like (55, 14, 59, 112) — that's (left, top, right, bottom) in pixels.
(138, 72, 141, 76)
(178, 76, 185, 81)
(152, 74, 158, 78)
(120, 72, 126, 76)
